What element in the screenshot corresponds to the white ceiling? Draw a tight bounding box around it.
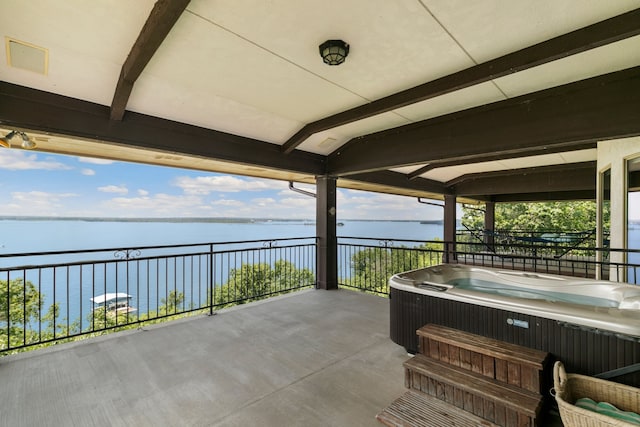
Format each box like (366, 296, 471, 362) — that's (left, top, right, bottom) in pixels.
(1, 0, 639, 197)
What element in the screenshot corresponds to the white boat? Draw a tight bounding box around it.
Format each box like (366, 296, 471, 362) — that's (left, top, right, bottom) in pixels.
(90, 293, 136, 314)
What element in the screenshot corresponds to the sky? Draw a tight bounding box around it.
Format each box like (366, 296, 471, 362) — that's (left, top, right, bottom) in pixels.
(0, 150, 447, 220)
(3, 149, 638, 221)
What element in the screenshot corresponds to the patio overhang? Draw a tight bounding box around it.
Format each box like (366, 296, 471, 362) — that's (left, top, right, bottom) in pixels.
(1, 2, 639, 202)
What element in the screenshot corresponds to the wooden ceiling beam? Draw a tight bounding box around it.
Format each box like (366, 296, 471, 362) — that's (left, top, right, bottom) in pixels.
(407, 143, 596, 180)
(1, 82, 325, 176)
(445, 161, 596, 186)
(452, 162, 596, 198)
(281, 8, 640, 154)
(110, 0, 191, 121)
(343, 170, 450, 196)
(327, 67, 640, 176)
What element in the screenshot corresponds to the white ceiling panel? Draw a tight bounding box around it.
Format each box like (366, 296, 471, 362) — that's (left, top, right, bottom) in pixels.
(130, 11, 366, 125)
(423, 0, 640, 63)
(0, 0, 154, 105)
(188, 0, 476, 101)
(393, 81, 506, 122)
(422, 149, 598, 183)
(128, 72, 302, 144)
(494, 36, 640, 98)
(296, 112, 411, 155)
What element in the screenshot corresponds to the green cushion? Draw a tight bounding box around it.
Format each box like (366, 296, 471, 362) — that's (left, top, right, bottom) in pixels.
(575, 398, 640, 425)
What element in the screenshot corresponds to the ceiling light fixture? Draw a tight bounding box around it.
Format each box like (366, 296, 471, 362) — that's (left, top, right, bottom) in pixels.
(0, 130, 37, 149)
(319, 40, 349, 65)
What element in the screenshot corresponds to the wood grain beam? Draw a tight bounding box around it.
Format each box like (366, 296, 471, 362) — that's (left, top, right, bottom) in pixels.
(1, 82, 325, 175)
(407, 143, 596, 180)
(445, 161, 596, 186)
(452, 162, 596, 198)
(327, 67, 640, 176)
(281, 8, 640, 154)
(110, 0, 191, 121)
(343, 170, 450, 195)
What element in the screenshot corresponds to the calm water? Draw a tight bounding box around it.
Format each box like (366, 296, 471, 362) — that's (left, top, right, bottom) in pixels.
(0, 219, 443, 325)
(1, 219, 638, 327)
(0, 219, 443, 253)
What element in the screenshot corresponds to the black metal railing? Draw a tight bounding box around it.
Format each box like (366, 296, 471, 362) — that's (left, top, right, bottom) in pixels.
(338, 237, 447, 295)
(337, 237, 640, 295)
(0, 237, 316, 353)
(456, 228, 606, 258)
(4, 233, 639, 353)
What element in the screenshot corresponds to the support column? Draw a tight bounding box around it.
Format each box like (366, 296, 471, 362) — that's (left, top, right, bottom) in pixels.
(316, 176, 338, 290)
(443, 195, 457, 263)
(484, 201, 495, 251)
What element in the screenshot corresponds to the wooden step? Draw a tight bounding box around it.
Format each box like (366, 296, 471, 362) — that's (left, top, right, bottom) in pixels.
(417, 324, 550, 393)
(405, 354, 544, 427)
(376, 390, 499, 427)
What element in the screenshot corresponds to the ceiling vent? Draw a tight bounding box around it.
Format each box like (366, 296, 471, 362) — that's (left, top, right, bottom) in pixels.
(5, 37, 48, 75)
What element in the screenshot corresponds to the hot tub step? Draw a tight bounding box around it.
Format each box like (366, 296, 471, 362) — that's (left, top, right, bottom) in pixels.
(376, 390, 499, 427)
(417, 324, 550, 394)
(405, 354, 544, 427)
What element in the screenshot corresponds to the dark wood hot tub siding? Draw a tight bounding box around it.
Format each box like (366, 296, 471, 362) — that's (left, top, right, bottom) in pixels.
(390, 287, 640, 387)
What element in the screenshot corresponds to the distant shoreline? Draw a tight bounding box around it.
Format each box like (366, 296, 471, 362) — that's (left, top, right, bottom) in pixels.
(0, 216, 440, 224)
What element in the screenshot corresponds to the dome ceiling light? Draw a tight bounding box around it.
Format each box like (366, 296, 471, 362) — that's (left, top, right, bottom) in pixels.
(319, 40, 349, 66)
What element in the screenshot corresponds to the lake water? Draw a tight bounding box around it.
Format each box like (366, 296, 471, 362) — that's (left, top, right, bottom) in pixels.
(0, 219, 443, 254)
(1, 219, 638, 329)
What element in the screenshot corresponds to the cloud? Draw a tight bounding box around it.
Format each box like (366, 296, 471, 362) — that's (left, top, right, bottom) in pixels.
(77, 157, 115, 165)
(98, 185, 128, 194)
(0, 191, 78, 215)
(137, 189, 149, 196)
(337, 189, 444, 220)
(81, 168, 95, 176)
(211, 199, 244, 207)
(174, 175, 286, 195)
(0, 151, 71, 171)
(101, 193, 207, 217)
(252, 197, 275, 207)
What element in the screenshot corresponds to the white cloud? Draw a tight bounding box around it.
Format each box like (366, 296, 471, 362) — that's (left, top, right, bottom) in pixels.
(137, 189, 149, 196)
(337, 189, 444, 220)
(0, 191, 78, 215)
(101, 193, 206, 217)
(211, 199, 244, 207)
(174, 175, 286, 195)
(81, 168, 95, 176)
(77, 157, 115, 165)
(0, 151, 71, 171)
(98, 185, 128, 194)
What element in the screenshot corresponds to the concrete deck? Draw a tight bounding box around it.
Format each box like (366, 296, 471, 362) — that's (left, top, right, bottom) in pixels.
(0, 289, 409, 427)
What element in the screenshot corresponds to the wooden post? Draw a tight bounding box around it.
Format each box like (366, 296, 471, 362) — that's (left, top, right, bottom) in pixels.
(316, 176, 338, 290)
(444, 195, 457, 263)
(484, 201, 495, 251)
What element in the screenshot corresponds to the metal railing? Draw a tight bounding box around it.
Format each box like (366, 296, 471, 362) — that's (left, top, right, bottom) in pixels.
(4, 233, 639, 353)
(1, 237, 316, 353)
(337, 237, 640, 295)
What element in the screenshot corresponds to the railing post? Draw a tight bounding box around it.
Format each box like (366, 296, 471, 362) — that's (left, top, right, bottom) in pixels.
(209, 243, 214, 316)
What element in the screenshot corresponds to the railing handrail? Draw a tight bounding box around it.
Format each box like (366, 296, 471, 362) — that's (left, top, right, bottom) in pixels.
(0, 236, 317, 259)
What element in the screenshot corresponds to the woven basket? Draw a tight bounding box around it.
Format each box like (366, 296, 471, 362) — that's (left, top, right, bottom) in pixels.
(553, 361, 640, 427)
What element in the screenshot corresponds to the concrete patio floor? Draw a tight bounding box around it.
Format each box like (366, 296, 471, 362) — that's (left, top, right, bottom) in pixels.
(0, 289, 409, 427)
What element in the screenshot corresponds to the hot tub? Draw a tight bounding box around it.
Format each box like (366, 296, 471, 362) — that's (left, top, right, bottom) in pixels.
(389, 264, 640, 386)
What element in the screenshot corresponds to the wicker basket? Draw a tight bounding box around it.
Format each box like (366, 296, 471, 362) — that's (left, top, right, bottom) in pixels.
(553, 361, 640, 427)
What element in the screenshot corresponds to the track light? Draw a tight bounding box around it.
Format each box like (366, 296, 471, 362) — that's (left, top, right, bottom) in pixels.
(0, 131, 16, 148)
(0, 130, 37, 149)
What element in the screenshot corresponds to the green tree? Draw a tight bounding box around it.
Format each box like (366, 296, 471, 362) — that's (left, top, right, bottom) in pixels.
(461, 201, 603, 232)
(0, 278, 43, 348)
(344, 241, 444, 294)
(160, 290, 185, 315)
(217, 261, 313, 305)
